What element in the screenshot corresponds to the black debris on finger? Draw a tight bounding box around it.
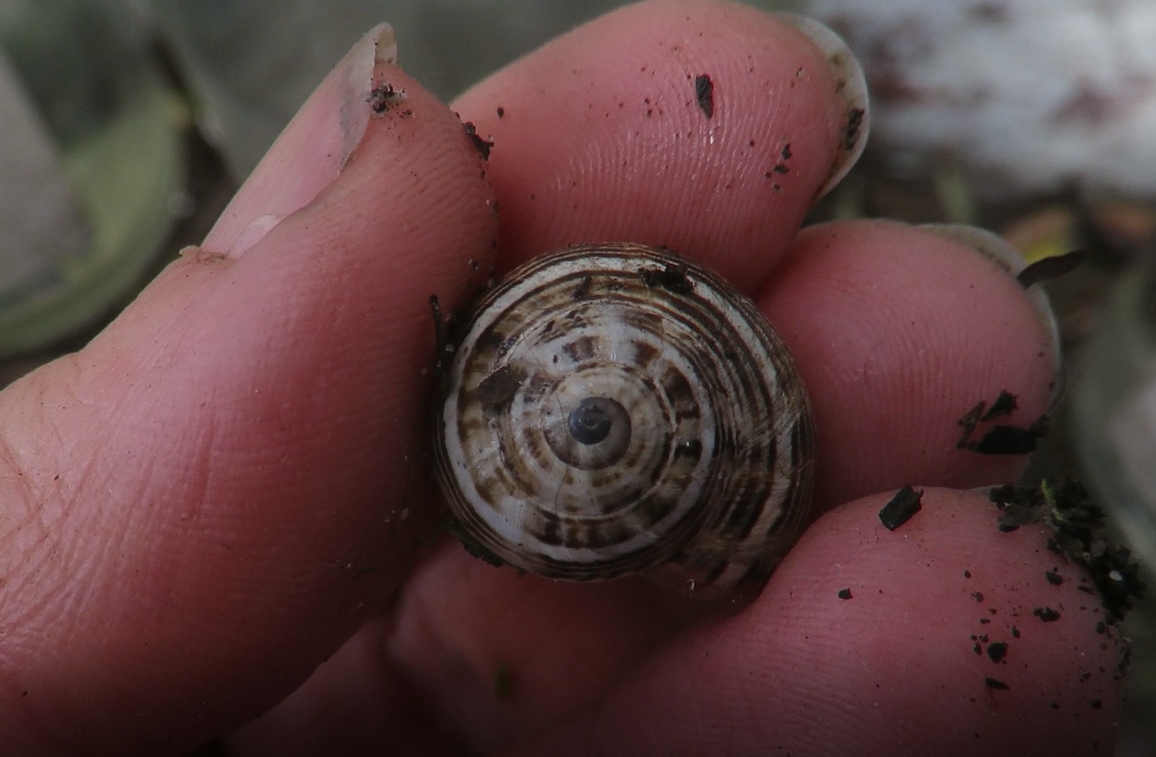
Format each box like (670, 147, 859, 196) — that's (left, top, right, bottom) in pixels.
(367, 81, 407, 113)
(980, 390, 1019, 421)
(879, 486, 923, 531)
(988, 479, 1145, 624)
(956, 400, 985, 445)
(956, 391, 1046, 454)
(971, 421, 1048, 454)
(694, 73, 714, 119)
(462, 121, 494, 160)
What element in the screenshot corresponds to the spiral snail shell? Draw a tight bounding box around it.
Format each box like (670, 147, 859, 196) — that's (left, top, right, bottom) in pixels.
(433, 243, 815, 597)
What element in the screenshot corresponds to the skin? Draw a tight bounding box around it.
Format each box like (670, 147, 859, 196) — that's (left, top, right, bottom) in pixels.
(0, 1, 1124, 755)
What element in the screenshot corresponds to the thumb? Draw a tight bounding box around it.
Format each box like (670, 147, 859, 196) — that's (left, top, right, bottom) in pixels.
(0, 25, 495, 757)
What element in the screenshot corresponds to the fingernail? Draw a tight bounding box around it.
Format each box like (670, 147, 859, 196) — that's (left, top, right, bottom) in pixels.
(775, 14, 869, 200)
(920, 223, 1062, 373)
(202, 24, 399, 257)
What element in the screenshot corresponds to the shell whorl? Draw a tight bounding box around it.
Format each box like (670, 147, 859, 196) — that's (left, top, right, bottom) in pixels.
(433, 243, 815, 596)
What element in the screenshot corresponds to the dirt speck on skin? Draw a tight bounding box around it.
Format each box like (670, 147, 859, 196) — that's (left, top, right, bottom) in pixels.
(178, 246, 228, 263)
(980, 390, 1019, 421)
(461, 122, 494, 160)
(878, 486, 923, 531)
(989, 480, 1145, 624)
(694, 73, 714, 119)
(956, 391, 1048, 455)
(986, 641, 1009, 663)
(367, 81, 407, 114)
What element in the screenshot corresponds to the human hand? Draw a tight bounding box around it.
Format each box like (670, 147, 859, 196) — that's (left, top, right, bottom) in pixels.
(0, 2, 1125, 755)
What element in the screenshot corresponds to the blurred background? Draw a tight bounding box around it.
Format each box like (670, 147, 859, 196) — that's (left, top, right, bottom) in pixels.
(0, 0, 1152, 753)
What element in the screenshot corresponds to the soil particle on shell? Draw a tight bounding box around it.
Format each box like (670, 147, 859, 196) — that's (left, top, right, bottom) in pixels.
(475, 365, 527, 412)
(1033, 607, 1062, 622)
(984, 677, 1010, 691)
(640, 261, 694, 295)
(572, 275, 595, 301)
(837, 588, 852, 599)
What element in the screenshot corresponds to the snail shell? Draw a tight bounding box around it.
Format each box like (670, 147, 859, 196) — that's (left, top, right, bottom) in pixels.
(433, 243, 815, 597)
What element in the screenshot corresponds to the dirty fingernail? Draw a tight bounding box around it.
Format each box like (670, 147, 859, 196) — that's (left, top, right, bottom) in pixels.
(921, 223, 1062, 376)
(776, 14, 869, 200)
(202, 23, 399, 257)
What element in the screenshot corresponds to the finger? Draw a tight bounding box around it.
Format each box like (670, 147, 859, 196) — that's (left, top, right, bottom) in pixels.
(503, 489, 1124, 757)
(451, 0, 868, 283)
(229, 573, 680, 757)
(0, 27, 495, 756)
(760, 219, 1060, 511)
(227, 619, 456, 757)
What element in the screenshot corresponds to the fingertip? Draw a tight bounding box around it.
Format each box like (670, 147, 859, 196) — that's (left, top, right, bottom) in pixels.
(759, 219, 1059, 509)
(748, 487, 1123, 754)
(512, 489, 1122, 757)
(452, 0, 856, 282)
